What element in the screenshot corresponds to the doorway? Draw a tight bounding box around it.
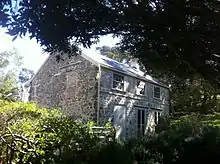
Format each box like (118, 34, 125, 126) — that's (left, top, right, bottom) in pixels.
(113, 105, 126, 139)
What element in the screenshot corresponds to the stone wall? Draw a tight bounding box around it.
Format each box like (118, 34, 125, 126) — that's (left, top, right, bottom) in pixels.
(29, 53, 170, 138)
(29, 53, 99, 121)
(99, 67, 169, 138)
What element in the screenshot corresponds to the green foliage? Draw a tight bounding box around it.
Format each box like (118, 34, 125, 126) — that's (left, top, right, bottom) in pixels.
(96, 46, 131, 62)
(170, 75, 219, 115)
(156, 114, 206, 136)
(2, 100, 220, 163)
(0, 49, 35, 101)
(130, 126, 220, 164)
(84, 116, 220, 164)
(0, 49, 23, 100)
(97, 46, 220, 115)
(96, 45, 148, 73)
(0, 100, 105, 164)
(2, 0, 220, 87)
(128, 114, 220, 164)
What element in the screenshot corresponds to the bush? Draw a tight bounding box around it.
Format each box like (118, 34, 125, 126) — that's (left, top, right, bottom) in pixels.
(2, 100, 220, 164)
(129, 126, 220, 164)
(0, 100, 103, 164)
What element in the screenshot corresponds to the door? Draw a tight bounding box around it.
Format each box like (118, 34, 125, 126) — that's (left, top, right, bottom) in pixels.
(135, 106, 149, 136)
(147, 109, 162, 132)
(113, 105, 126, 139)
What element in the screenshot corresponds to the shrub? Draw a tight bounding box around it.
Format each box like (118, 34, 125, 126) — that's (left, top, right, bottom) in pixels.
(2, 100, 220, 164)
(133, 114, 220, 164)
(0, 100, 103, 164)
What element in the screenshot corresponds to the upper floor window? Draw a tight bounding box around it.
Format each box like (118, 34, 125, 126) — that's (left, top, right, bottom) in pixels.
(136, 80, 145, 95)
(154, 86, 161, 99)
(113, 73, 124, 91)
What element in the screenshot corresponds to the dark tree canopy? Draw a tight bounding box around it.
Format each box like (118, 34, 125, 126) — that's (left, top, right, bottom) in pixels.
(96, 46, 132, 62)
(1, 0, 220, 88)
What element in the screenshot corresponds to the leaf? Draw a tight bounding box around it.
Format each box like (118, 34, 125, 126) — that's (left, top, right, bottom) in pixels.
(12, 35, 18, 41)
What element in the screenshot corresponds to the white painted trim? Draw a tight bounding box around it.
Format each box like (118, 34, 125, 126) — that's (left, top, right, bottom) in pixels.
(97, 63, 101, 125)
(100, 90, 170, 106)
(149, 108, 162, 124)
(112, 72, 126, 91)
(135, 107, 148, 135)
(135, 80, 146, 96)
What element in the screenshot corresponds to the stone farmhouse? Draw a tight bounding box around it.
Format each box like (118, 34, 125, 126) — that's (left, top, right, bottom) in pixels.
(25, 52, 170, 139)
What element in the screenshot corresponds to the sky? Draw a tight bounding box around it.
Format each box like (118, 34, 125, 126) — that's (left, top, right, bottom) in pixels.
(0, 28, 119, 73)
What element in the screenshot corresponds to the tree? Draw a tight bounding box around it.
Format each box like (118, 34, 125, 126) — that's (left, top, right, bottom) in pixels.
(0, 0, 10, 25)
(2, 0, 220, 88)
(18, 68, 35, 101)
(0, 49, 23, 100)
(96, 46, 131, 62)
(97, 46, 219, 114)
(18, 68, 35, 84)
(96, 45, 149, 73)
(169, 75, 219, 115)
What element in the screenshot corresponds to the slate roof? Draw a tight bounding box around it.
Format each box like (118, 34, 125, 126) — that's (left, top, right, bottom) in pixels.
(82, 53, 169, 88)
(26, 53, 168, 89)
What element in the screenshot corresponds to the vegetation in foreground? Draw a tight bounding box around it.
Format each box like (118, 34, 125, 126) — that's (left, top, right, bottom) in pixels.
(1, 100, 220, 164)
(2, 0, 220, 88)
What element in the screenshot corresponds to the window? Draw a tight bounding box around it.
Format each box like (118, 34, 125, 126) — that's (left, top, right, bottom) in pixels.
(154, 86, 161, 99)
(137, 109, 146, 135)
(113, 73, 124, 91)
(136, 80, 145, 95)
(154, 111, 162, 124)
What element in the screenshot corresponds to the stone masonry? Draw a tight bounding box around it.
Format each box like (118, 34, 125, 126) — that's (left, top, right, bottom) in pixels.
(28, 53, 170, 139)
(29, 53, 99, 121)
(99, 67, 169, 139)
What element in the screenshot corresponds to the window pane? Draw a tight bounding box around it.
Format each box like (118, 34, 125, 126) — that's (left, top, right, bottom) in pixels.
(113, 81, 124, 90)
(137, 109, 147, 136)
(136, 80, 145, 95)
(113, 74, 124, 90)
(154, 86, 160, 98)
(155, 87, 160, 92)
(154, 111, 157, 124)
(114, 74, 123, 82)
(140, 87, 145, 95)
(138, 110, 141, 125)
(142, 125, 145, 135)
(142, 110, 145, 124)
(113, 81, 119, 88)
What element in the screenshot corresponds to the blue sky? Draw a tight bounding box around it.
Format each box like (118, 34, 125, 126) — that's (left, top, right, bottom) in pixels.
(0, 28, 119, 72)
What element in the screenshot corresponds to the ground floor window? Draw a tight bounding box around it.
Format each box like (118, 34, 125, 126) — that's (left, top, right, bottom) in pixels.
(154, 110, 162, 124)
(137, 108, 147, 136)
(136, 107, 162, 136)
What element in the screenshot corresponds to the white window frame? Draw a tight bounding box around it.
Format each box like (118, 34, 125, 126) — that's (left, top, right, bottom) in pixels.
(137, 108, 147, 136)
(112, 73, 125, 91)
(153, 86, 161, 99)
(153, 110, 162, 124)
(136, 80, 146, 96)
